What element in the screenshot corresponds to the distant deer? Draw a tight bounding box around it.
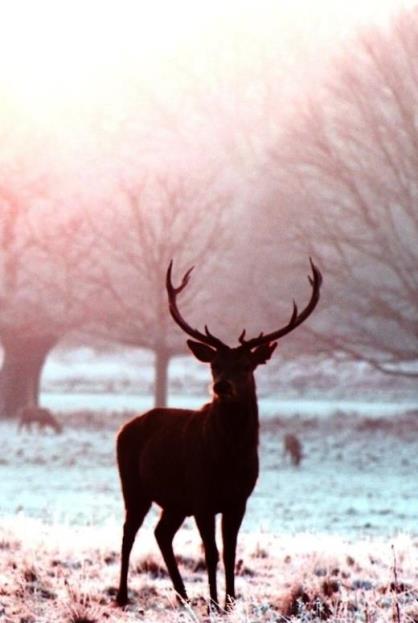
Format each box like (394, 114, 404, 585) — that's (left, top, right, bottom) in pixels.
(18, 406, 63, 434)
(283, 433, 303, 466)
(116, 259, 322, 610)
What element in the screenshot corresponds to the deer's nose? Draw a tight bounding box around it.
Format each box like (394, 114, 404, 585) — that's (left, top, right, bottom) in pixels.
(213, 379, 233, 397)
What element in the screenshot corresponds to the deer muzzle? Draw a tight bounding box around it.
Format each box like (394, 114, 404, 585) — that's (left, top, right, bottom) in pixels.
(213, 379, 234, 398)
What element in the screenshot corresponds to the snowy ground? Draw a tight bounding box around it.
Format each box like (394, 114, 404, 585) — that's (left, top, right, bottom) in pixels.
(1, 347, 418, 621)
(42, 345, 418, 403)
(1, 517, 417, 623)
(1, 407, 418, 536)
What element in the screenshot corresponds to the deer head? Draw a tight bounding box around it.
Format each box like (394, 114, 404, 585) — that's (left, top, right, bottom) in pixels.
(166, 260, 322, 401)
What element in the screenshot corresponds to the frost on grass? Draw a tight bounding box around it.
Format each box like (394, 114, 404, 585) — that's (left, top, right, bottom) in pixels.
(1, 407, 418, 620)
(2, 410, 418, 534)
(1, 520, 417, 622)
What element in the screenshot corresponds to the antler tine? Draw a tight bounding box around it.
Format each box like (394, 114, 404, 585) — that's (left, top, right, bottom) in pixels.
(204, 325, 223, 344)
(166, 260, 228, 350)
(175, 266, 194, 295)
(289, 301, 298, 325)
(239, 259, 322, 349)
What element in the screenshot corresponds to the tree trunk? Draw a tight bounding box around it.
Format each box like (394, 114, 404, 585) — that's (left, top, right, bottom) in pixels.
(0, 332, 59, 419)
(154, 349, 170, 408)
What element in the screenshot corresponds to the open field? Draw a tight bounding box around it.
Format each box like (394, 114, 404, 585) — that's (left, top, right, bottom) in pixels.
(1, 348, 417, 621)
(1, 407, 418, 534)
(1, 402, 418, 621)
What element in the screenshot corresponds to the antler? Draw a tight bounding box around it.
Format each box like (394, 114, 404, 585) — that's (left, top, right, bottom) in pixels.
(166, 260, 228, 350)
(239, 258, 323, 349)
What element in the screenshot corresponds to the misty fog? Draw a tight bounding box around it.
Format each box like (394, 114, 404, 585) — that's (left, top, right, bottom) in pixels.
(1, 1, 416, 411)
(0, 2, 417, 621)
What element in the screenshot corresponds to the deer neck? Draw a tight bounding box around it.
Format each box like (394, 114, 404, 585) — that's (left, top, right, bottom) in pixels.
(210, 379, 259, 446)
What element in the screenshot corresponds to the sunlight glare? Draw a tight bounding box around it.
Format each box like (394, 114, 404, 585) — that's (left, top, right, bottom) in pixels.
(0, 0, 406, 130)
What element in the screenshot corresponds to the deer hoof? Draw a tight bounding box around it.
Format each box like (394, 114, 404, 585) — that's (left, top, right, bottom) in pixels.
(115, 593, 129, 607)
(225, 596, 236, 612)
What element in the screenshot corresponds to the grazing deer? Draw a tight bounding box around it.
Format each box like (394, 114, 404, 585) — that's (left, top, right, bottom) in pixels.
(18, 406, 63, 434)
(116, 259, 322, 610)
(283, 433, 303, 466)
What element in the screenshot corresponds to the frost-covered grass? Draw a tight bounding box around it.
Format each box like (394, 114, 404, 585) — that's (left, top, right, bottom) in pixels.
(1, 410, 418, 533)
(1, 519, 417, 622)
(1, 401, 418, 621)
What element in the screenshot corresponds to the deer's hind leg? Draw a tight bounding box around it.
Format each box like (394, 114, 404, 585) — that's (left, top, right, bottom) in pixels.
(117, 497, 151, 606)
(195, 512, 219, 609)
(154, 509, 187, 602)
(222, 504, 246, 610)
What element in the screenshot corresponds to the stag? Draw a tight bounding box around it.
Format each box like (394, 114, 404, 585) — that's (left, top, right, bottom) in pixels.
(283, 433, 303, 466)
(116, 259, 322, 610)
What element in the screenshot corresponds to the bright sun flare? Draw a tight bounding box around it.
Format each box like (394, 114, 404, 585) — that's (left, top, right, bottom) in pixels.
(0, 0, 404, 127)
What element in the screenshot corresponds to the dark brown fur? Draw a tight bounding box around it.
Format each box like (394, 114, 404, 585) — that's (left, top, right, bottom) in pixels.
(18, 406, 62, 434)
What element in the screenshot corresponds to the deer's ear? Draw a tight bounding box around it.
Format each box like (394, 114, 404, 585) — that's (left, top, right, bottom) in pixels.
(251, 342, 277, 366)
(187, 340, 217, 363)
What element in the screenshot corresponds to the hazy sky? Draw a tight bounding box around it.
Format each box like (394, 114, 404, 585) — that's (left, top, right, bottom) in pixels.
(0, 0, 408, 123)
(0, 0, 411, 194)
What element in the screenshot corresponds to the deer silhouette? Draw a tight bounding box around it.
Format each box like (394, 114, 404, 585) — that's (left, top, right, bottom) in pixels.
(116, 259, 322, 610)
(283, 433, 303, 466)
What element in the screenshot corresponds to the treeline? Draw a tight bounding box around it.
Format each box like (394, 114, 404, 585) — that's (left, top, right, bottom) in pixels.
(1, 6, 417, 418)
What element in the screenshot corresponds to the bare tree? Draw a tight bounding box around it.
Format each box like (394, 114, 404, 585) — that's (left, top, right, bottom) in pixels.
(266, 7, 418, 377)
(88, 171, 232, 407)
(0, 190, 101, 418)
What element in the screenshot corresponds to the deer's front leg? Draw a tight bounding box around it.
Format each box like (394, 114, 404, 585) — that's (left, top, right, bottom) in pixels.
(222, 504, 246, 610)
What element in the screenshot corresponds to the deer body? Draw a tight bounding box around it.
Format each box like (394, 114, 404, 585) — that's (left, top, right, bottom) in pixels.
(116, 259, 322, 610)
(118, 401, 258, 517)
(283, 433, 303, 466)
